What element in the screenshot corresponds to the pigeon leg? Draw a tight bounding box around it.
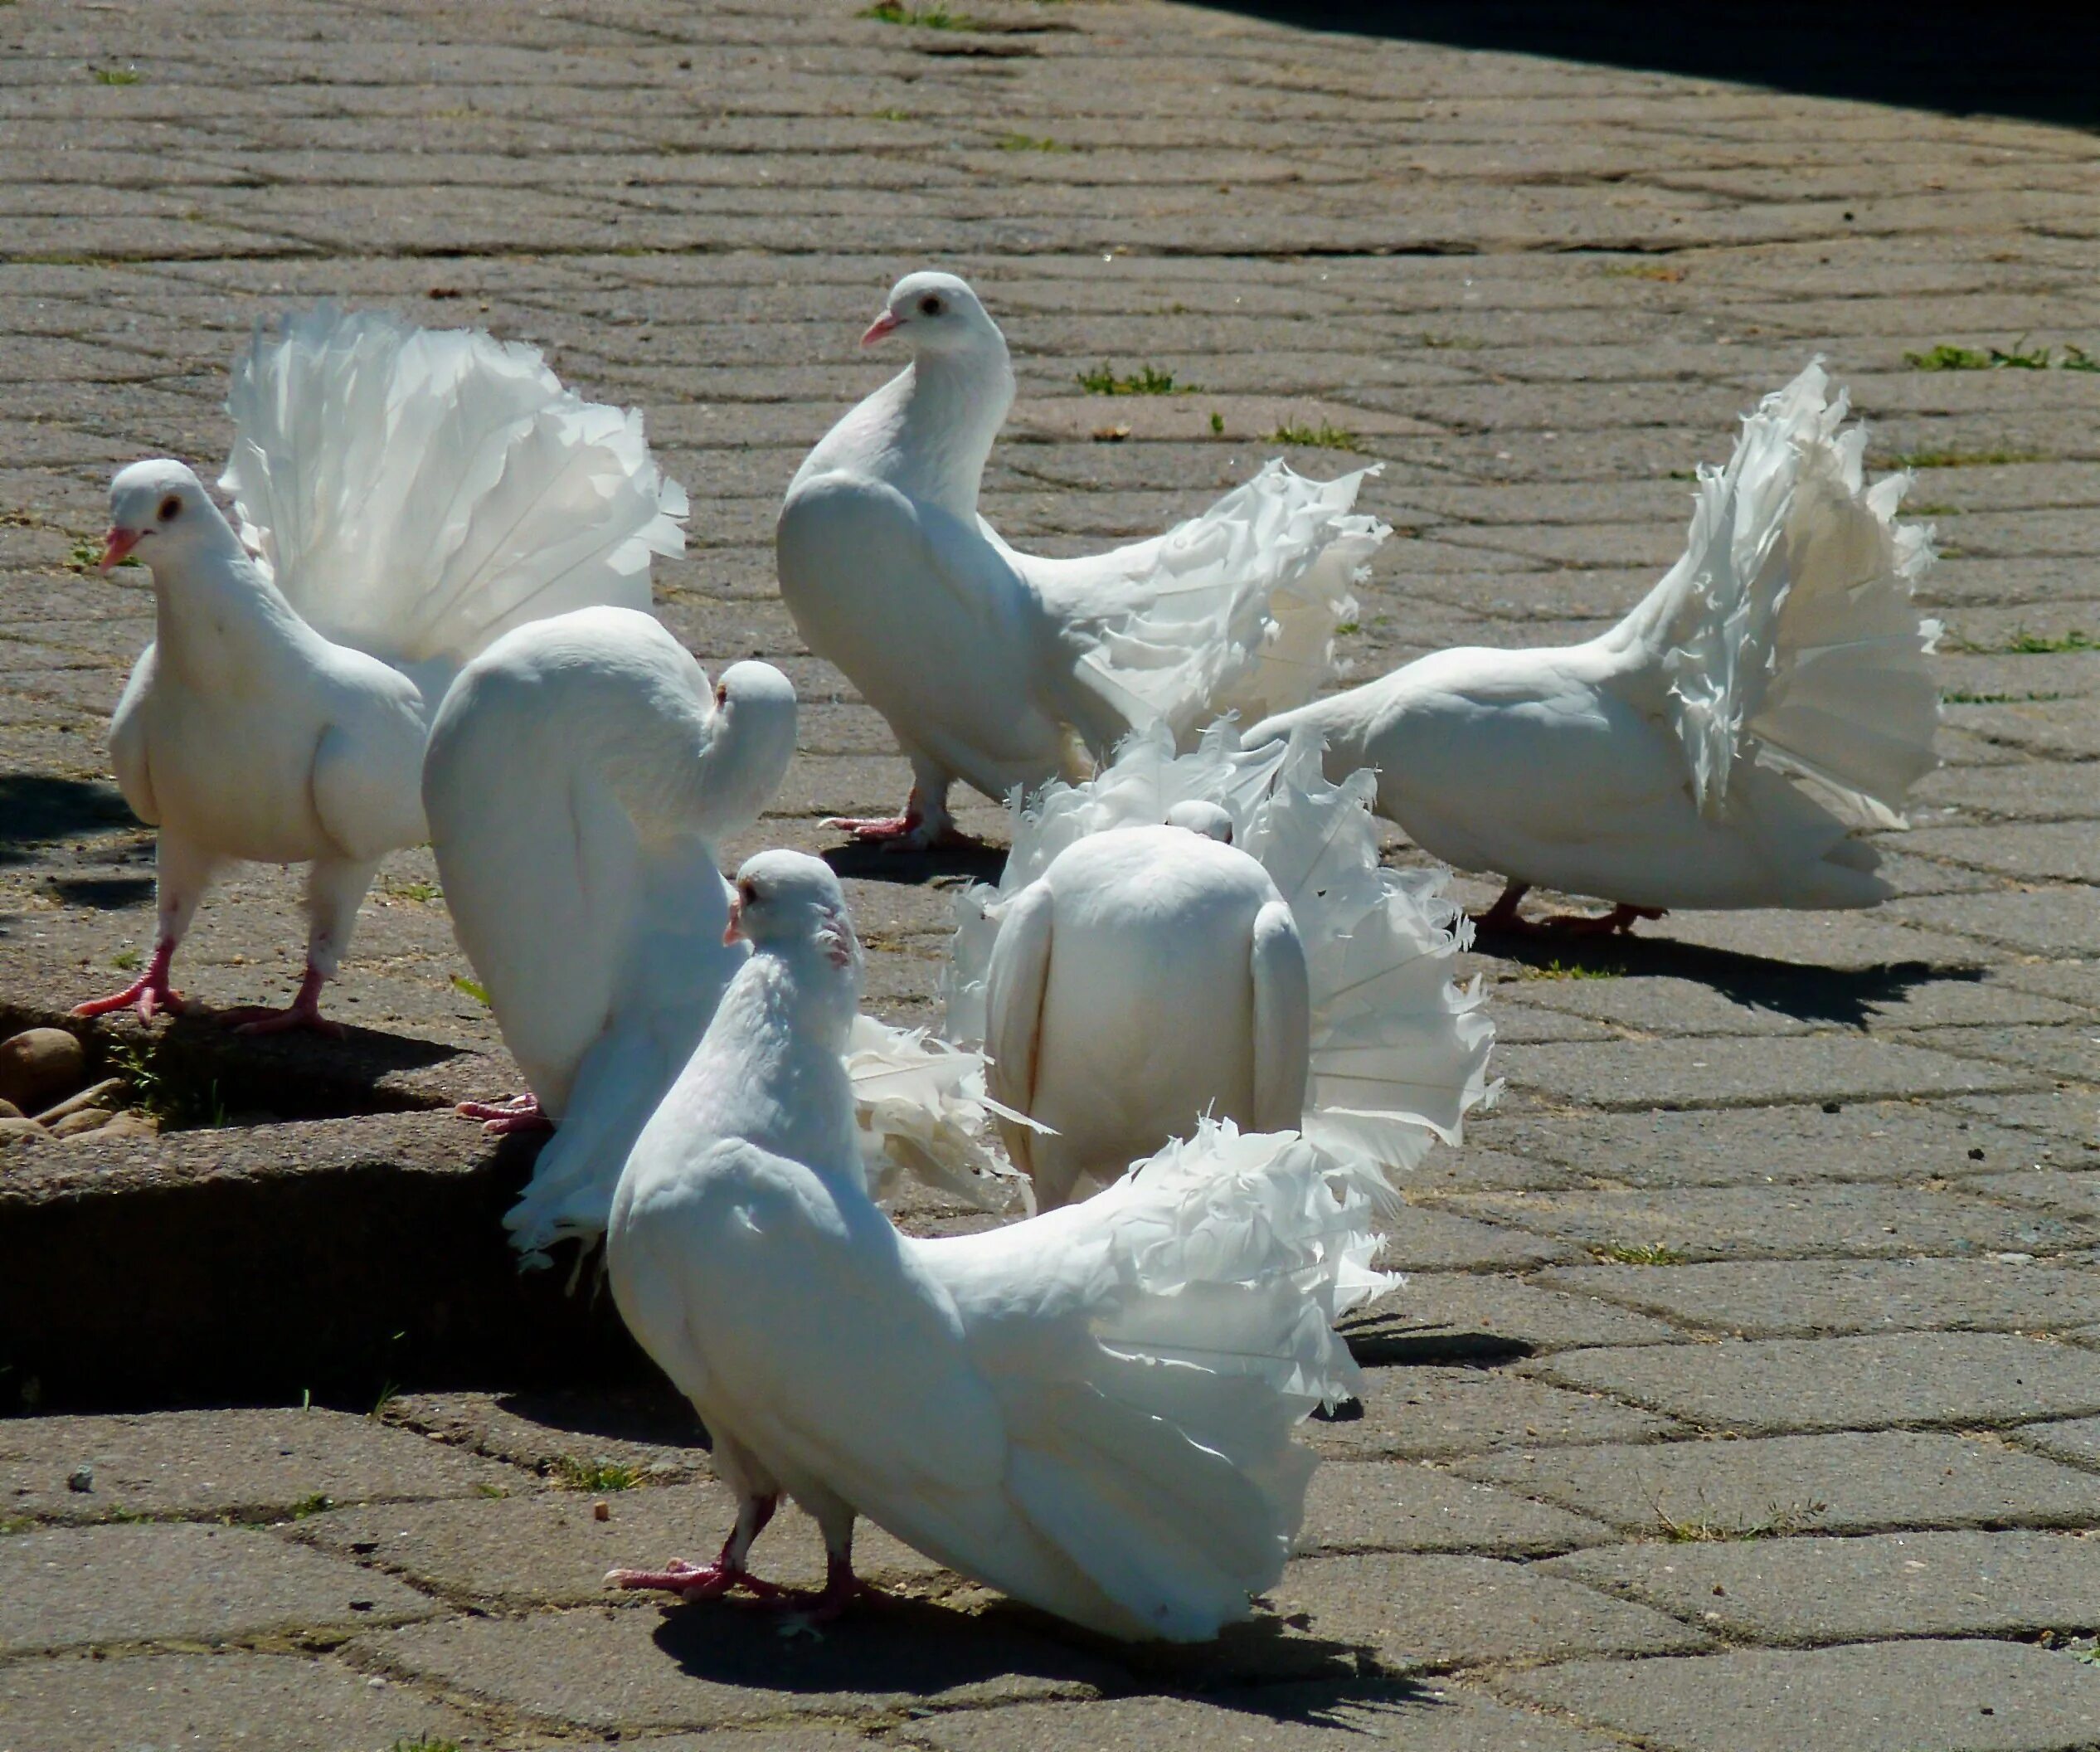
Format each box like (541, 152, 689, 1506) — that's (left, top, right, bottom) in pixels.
(1540, 903, 1665, 937)
(456, 1093, 553, 1134)
(225, 962, 345, 1038)
(1468, 879, 1539, 936)
(824, 757, 985, 852)
(75, 831, 220, 1023)
(791, 1552, 887, 1625)
(607, 1492, 783, 1601)
(73, 936, 187, 1024)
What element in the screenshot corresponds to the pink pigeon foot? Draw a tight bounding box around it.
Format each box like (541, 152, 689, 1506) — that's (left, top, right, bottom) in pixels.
(607, 1554, 785, 1604)
(222, 965, 345, 1039)
(73, 940, 185, 1024)
(1540, 903, 1665, 937)
(780, 1555, 887, 1625)
(456, 1093, 552, 1135)
(822, 813, 985, 854)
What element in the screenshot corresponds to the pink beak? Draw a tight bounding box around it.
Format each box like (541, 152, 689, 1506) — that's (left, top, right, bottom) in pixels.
(722, 897, 744, 947)
(860, 309, 902, 348)
(100, 527, 142, 573)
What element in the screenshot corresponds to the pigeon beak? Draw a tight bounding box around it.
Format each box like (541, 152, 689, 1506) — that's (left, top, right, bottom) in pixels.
(722, 897, 744, 947)
(859, 309, 902, 348)
(99, 527, 142, 573)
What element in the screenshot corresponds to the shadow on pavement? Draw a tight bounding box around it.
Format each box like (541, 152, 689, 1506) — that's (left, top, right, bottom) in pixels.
(0, 772, 135, 869)
(1196, 1, 2100, 128)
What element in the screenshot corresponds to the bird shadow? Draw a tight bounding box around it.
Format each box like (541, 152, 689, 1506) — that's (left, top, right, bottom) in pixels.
(821, 838, 1009, 887)
(490, 1382, 709, 1453)
(1474, 924, 1980, 1029)
(1190, 0, 2098, 128)
(648, 1589, 1397, 1711)
(0, 771, 137, 870)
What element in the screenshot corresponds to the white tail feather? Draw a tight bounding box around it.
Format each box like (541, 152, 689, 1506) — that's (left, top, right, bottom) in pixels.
(943, 722, 1496, 1204)
(221, 304, 685, 667)
(1635, 361, 1940, 827)
(1003, 460, 1386, 742)
(847, 1016, 1033, 1215)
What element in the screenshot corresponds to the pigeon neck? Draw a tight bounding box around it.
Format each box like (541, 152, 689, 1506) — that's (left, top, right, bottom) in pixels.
(891, 348, 1014, 521)
(150, 532, 310, 690)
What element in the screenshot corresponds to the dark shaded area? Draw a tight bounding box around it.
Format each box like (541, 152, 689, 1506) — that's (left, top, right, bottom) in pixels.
(1339, 1321, 1535, 1369)
(491, 1383, 708, 1453)
(1475, 927, 1979, 1029)
(1198, 2, 2100, 129)
(823, 836, 1009, 887)
(48, 874, 153, 910)
(0, 772, 134, 869)
(1, 1125, 657, 1412)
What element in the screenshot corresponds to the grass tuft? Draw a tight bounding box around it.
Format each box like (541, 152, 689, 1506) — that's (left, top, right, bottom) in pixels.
(289, 1492, 333, 1519)
(1942, 689, 2061, 705)
(1655, 1497, 1827, 1542)
(549, 1456, 641, 1492)
(996, 132, 1069, 152)
(1906, 336, 2090, 372)
(1520, 958, 1616, 981)
(451, 974, 492, 1006)
(1596, 1242, 1686, 1266)
(93, 67, 140, 85)
(107, 1039, 225, 1131)
(2001, 629, 2095, 655)
(858, 1, 975, 27)
(1271, 419, 1363, 452)
(1602, 261, 1687, 283)
(1078, 362, 1189, 396)
(871, 106, 913, 121)
(383, 878, 440, 904)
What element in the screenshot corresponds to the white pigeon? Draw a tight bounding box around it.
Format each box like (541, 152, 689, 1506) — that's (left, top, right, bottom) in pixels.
(775, 270, 1388, 848)
(1246, 362, 1942, 932)
(605, 850, 1387, 1637)
(424, 609, 1023, 1266)
(77, 306, 685, 1032)
(946, 724, 1497, 1210)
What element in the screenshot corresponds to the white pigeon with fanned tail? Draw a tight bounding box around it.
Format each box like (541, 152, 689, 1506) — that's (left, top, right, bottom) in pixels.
(945, 723, 1497, 1211)
(775, 270, 1388, 848)
(606, 850, 1388, 1638)
(1246, 362, 1942, 932)
(423, 608, 1023, 1268)
(79, 305, 687, 1033)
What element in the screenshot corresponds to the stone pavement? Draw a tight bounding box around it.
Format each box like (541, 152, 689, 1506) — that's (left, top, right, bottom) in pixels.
(4, 0, 2100, 1746)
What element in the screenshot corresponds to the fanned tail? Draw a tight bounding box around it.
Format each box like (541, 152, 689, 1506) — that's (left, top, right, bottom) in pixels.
(942, 722, 1496, 1204)
(222, 304, 685, 667)
(1003, 460, 1387, 745)
(1624, 360, 1940, 829)
(846, 1016, 1033, 1215)
(948, 1118, 1389, 1639)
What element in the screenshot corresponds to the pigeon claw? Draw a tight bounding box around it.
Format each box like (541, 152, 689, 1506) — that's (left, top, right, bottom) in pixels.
(224, 965, 343, 1038)
(779, 1557, 886, 1627)
(457, 1093, 552, 1135)
(73, 976, 187, 1024)
(1539, 903, 1665, 937)
(607, 1556, 784, 1604)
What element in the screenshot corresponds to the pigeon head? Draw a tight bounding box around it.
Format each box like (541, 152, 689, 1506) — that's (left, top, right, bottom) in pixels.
(1164, 799, 1235, 844)
(862, 271, 1003, 358)
(694, 661, 800, 841)
(104, 460, 230, 575)
(726, 850, 862, 972)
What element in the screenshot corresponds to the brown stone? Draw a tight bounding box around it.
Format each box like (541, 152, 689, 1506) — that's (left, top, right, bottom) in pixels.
(0, 1028, 84, 1114)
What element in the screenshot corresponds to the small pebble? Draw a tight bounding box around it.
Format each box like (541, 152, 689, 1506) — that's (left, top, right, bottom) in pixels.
(66, 1465, 93, 1493)
(49, 1107, 114, 1140)
(0, 1029, 85, 1114)
(593, 1500, 610, 1522)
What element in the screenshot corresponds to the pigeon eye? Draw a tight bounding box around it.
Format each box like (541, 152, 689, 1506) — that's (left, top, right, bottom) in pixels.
(714, 680, 727, 708)
(917, 294, 943, 318)
(737, 878, 757, 904)
(157, 495, 182, 522)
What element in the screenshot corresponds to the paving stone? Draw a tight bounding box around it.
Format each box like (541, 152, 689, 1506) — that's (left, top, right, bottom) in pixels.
(0, 1406, 523, 1521)
(363, 1600, 1126, 1732)
(1547, 1528, 2100, 1644)
(1346, 1273, 1685, 1358)
(1975, 1168, 2100, 1220)
(1485, 1102, 2052, 1189)
(1305, 1365, 1682, 1461)
(1498, 1638, 2100, 1752)
(1299, 1462, 1613, 1557)
(1530, 1332, 2100, 1435)
(0, 1649, 476, 1752)
(1463, 1429, 2100, 1536)
(1895, 888, 2100, 959)
(1535, 1258, 2100, 1337)
(0, 1521, 437, 1654)
(1436, 1184, 2079, 1262)
(1273, 1551, 1707, 1672)
(300, 1480, 948, 1607)
(377, 1388, 712, 1482)
(2009, 1415, 2100, 1470)
(1378, 1206, 1584, 1272)
(907, 1684, 1636, 1750)
(1501, 1036, 2039, 1110)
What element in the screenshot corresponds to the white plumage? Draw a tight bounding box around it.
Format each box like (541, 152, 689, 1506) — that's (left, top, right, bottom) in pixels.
(775, 270, 1387, 847)
(945, 724, 1498, 1210)
(423, 609, 1020, 1266)
(80, 306, 685, 1029)
(1246, 363, 1941, 932)
(606, 851, 1387, 1638)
